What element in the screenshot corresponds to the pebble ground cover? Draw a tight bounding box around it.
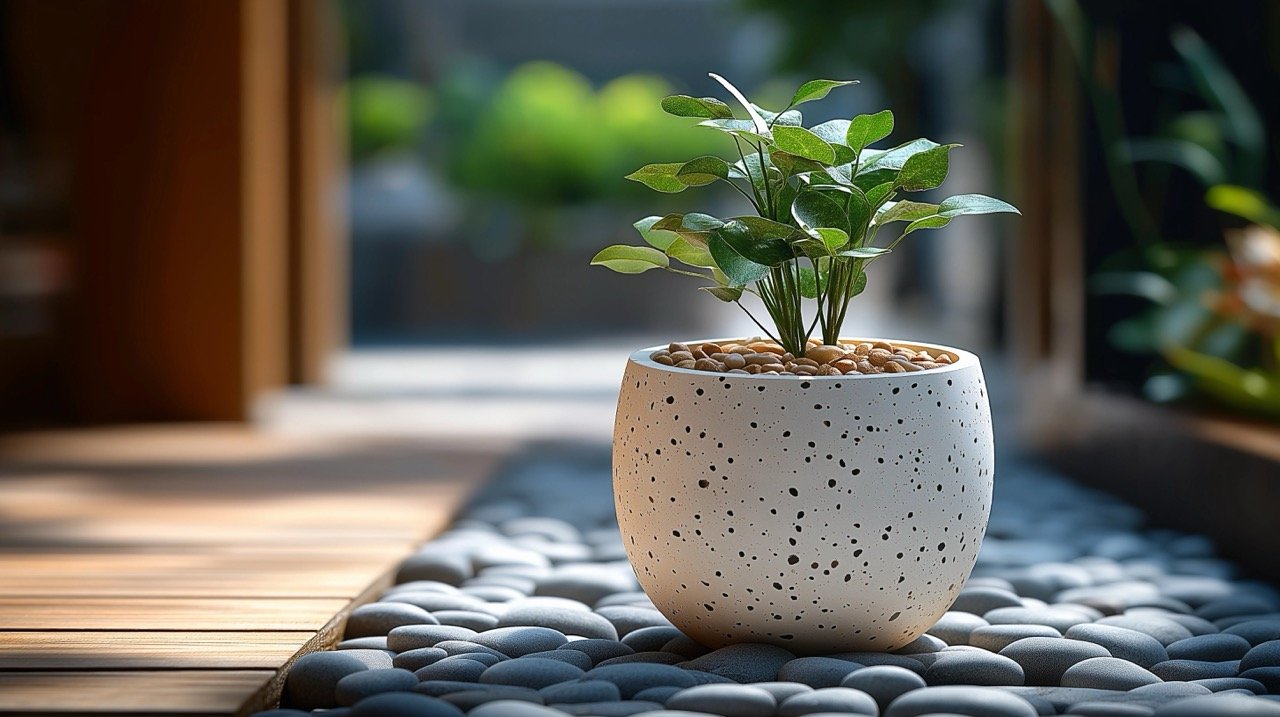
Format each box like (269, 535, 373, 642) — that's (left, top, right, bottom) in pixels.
(651, 339, 952, 375)
(256, 452, 1280, 717)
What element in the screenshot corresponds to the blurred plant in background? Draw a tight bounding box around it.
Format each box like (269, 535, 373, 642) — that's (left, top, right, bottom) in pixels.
(1062, 12, 1280, 416)
(346, 76, 433, 162)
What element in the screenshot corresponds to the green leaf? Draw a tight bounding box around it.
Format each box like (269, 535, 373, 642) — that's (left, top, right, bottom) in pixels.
(700, 286, 744, 302)
(697, 118, 772, 144)
(865, 181, 895, 208)
(651, 213, 685, 233)
(897, 144, 959, 191)
(849, 267, 868, 298)
(788, 79, 858, 108)
(796, 265, 819, 299)
(590, 245, 669, 274)
(769, 151, 828, 177)
(659, 94, 734, 119)
(938, 193, 1020, 217)
(667, 237, 716, 268)
(835, 246, 890, 258)
(709, 230, 769, 285)
(876, 200, 940, 225)
(1206, 184, 1280, 228)
(903, 214, 953, 235)
(716, 217, 798, 266)
(730, 154, 781, 196)
(708, 72, 770, 136)
(633, 216, 678, 250)
(846, 110, 894, 156)
(852, 169, 898, 195)
(625, 163, 686, 193)
(814, 227, 849, 252)
(845, 185, 872, 245)
(682, 212, 727, 231)
(771, 125, 836, 164)
(859, 138, 939, 173)
(792, 188, 849, 234)
(809, 119, 856, 164)
(753, 104, 803, 126)
(676, 155, 731, 186)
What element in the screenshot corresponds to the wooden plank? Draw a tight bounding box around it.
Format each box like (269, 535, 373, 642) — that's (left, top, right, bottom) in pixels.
(0, 632, 314, 670)
(0, 671, 275, 715)
(0, 599, 350, 631)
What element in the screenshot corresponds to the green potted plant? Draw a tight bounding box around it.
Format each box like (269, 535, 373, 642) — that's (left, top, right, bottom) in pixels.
(593, 73, 1019, 652)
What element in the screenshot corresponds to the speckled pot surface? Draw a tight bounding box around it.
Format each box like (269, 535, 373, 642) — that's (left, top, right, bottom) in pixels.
(612, 338, 994, 653)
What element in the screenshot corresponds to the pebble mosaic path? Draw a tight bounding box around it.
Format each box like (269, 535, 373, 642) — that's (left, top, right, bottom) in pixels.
(257, 451, 1280, 717)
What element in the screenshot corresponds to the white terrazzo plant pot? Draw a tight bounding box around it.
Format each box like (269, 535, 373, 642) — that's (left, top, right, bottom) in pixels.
(612, 338, 994, 653)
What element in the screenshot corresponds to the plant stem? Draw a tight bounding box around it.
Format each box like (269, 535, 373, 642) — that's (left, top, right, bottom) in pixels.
(734, 300, 781, 346)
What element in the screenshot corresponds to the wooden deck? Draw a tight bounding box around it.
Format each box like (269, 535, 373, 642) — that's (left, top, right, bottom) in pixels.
(0, 426, 497, 716)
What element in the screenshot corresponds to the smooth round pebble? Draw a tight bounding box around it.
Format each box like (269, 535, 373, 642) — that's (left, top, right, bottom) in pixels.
(1060, 657, 1161, 690)
(1193, 677, 1269, 694)
(392, 647, 447, 671)
(386, 625, 477, 652)
(777, 657, 863, 688)
(345, 602, 437, 639)
(557, 701, 665, 715)
(559, 638, 635, 664)
(597, 606, 675, 636)
(472, 626, 568, 656)
(338, 636, 390, 650)
(339, 649, 395, 670)
(586, 663, 701, 697)
(1151, 693, 1280, 716)
(634, 686, 685, 703)
(999, 636, 1111, 685)
(414, 657, 489, 683)
(498, 606, 619, 640)
(535, 571, 637, 606)
(335, 668, 418, 706)
(662, 635, 711, 659)
(925, 650, 1026, 686)
(1242, 640, 1280, 671)
(541, 679, 622, 704)
(596, 651, 685, 666)
(1150, 659, 1240, 681)
(1067, 702, 1155, 717)
(985, 607, 1094, 632)
(1227, 620, 1280, 646)
(970, 625, 1062, 653)
(684, 643, 796, 683)
(284, 651, 368, 710)
(1195, 597, 1277, 621)
(776, 687, 877, 716)
(1065, 624, 1170, 669)
(433, 610, 499, 631)
(841, 665, 926, 710)
(524, 649, 593, 670)
(434, 640, 509, 659)
(1095, 615, 1195, 646)
(469, 700, 570, 717)
(951, 587, 1024, 615)
(396, 553, 473, 586)
(883, 685, 1039, 717)
(751, 682, 815, 703)
(479, 657, 586, 689)
(622, 627, 686, 653)
(442, 688, 545, 710)
(928, 611, 989, 646)
(1240, 666, 1280, 693)
(895, 634, 948, 654)
(1166, 633, 1252, 661)
(666, 685, 776, 717)
(350, 692, 464, 717)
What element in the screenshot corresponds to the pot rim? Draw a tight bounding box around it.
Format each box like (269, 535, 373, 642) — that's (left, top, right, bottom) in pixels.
(629, 336, 979, 380)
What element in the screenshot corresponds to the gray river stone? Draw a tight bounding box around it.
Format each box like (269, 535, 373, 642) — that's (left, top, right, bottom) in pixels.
(473, 544, 552, 572)
(334, 668, 419, 706)
(661, 635, 711, 659)
(621, 627, 687, 653)
(985, 606, 1094, 632)
(666, 685, 777, 717)
(479, 657, 586, 689)
(434, 640, 509, 659)
(437, 651, 502, 667)
(1150, 659, 1240, 681)
(884, 685, 1039, 717)
(633, 686, 685, 704)
(501, 516, 582, 543)
(386, 625, 477, 652)
(1151, 693, 1280, 716)
(396, 552, 473, 586)
(1065, 624, 1170, 669)
(1166, 633, 1252, 661)
(776, 687, 878, 716)
(999, 636, 1111, 685)
(895, 634, 947, 654)
(925, 650, 1026, 686)
(413, 658, 488, 683)
(1066, 702, 1156, 717)
(927, 611, 989, 646)
(541, 679, 623, 704)
(585, 663, 701, 697)
(1060, 657, 1162, 690)
(831, 651, 929, 675)
(1095, 615, 1195, 646)
(345, 602, 438, 639)
(1241, 640, 1280, 671)
(442, 688, 545, 710)
(432, 610, 499, 631)
(535, 569, 637, 606)
(597, 606, 677, 636)
(1239, 666, 1280, 693)
(970, 624, 1063, 653)
(1227, 620, 1280, 646)
(749, 682, 814, 703)
(469, 701, 571, 717)
(840, 664, 926, 711)
(524, 649, 593, 670)
(556, 702, 665, 716)
(349, 692, 465, 717)
(391, 647, 448, 672)
(776, 657, 863, 688)
(498, 605, 619, 640)
(1193, 677, 1269, 694)
(1195, 596, 1277, 622)
(336, 649, 394, 670)
(684, 643, 796, 683)
(284, 651, 369, 710)
(337, 637, 390, 650)
(559, 639, 635, 665)
(472, 626, 568, 656)
(951, 586, 1024, 616)
(598, 651, 685, 666)
(384, 591, 493, 614)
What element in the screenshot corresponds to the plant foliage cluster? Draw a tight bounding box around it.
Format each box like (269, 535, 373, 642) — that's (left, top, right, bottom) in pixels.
(593, 73, 1018, 356)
